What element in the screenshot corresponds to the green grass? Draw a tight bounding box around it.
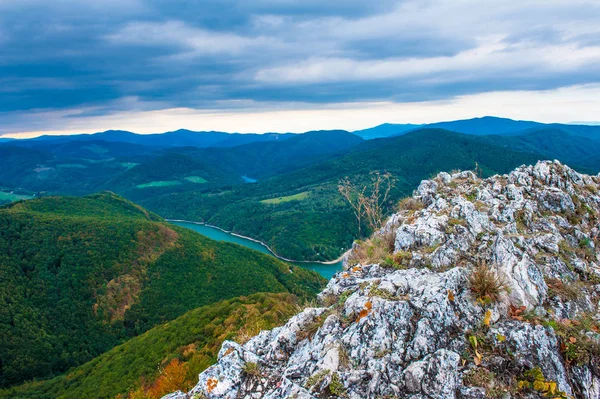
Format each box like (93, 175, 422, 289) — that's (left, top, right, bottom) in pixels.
(56, 164, 87, 169)
(136, 180, 182, 189)
(121, 162, 139, 170)
(0, 191, 32, 202)
(261, 191, 310, 204)
(184, 176, 208, 184)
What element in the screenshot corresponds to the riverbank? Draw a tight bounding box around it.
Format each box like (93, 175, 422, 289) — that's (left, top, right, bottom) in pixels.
(167, 219, 350, 265)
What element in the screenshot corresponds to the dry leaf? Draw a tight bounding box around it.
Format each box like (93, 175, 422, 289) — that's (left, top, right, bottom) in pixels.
(447, 290, 455, 301)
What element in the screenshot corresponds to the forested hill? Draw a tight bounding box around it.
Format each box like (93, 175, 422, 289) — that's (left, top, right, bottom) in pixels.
(139, 129, 545, 261)
(0, 194, 325, 388)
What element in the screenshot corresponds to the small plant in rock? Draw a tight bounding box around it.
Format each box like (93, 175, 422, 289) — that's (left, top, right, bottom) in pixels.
(381, 250, 412, 269)
(374, 348, 391, 359)
(397, 197, 424, 212)
(446, 218, 467, 233)
(463, 367, 495, 390)
(242, 361, 262, 377)
(517, 367, 570, 399)
(585, 184, 598, 194)
(465, 191, 477, 202)
(348, 237, 392, 266)
(514, 210, 528, 232)
(326, 372, 347, 397)
(338, 344, 351, 369)
(545, 278, 584, 301)
(468, 264, 509, 304)
(305, 369, 330, 389)
(550, 315, 600, 366)
(576, 237, 595, 261)
(297, 314, 328, 342)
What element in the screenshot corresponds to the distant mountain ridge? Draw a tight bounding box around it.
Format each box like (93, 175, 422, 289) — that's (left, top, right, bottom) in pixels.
(7, 129, 296, 149)
(352, 123, 423, 139)
(4, 116, 600, 147)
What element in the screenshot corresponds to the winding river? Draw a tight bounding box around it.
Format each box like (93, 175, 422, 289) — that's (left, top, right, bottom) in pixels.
(170, 221, 343, 279)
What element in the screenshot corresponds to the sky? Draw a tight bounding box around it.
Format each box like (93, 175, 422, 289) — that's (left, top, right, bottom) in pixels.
(1, 0, 600, 137)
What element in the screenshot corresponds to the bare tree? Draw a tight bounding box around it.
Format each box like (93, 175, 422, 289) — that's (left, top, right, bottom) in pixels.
(338, 172, 396, 236)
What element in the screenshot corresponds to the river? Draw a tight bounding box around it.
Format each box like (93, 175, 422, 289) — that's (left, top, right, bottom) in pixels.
(170, 221, 343, 279)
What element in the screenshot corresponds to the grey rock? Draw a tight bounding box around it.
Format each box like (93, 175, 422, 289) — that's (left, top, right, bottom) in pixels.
(164, 162, 600, 399)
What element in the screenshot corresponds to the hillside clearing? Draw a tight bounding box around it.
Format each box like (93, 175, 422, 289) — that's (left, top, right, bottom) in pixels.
(260, 191, 310, 204)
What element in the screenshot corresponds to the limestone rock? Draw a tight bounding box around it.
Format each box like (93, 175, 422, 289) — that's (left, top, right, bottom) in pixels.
(165, 161, 600, 399)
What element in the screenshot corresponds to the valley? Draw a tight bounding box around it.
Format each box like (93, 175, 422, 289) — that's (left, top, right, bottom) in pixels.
(170, 221, 343, 279)
(2, 118, 600, 263)
(2, 117, 600, 399)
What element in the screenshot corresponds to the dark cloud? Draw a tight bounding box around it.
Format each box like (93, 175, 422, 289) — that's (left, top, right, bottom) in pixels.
(0, 0, 599, 119)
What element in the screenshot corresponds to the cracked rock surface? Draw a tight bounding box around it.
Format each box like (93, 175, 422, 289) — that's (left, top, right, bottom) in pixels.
(165, 161, 600, 399)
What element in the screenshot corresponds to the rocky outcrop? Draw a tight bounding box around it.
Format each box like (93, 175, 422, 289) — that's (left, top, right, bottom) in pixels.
(166, 161, 600, 399)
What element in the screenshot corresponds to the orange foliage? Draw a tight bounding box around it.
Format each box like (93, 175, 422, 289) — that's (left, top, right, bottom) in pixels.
(137, 359, 189, 399)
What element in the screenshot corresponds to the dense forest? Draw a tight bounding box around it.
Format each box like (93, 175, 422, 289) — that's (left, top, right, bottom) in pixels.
(0, 194, 324, 388)
(2, 119, 600, 263)
(139, 129, 545, 260)
(0, 293, 299, 399)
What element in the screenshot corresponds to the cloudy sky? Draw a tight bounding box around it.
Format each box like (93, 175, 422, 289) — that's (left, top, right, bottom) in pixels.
(1, 0, 600, 137)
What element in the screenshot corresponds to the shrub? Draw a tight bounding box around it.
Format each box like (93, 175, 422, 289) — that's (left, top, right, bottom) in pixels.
(347, 237, 392, 266)
(381, 251, 412, 269)
(468, 264, 509, 304)
(397, 197, 424, 212)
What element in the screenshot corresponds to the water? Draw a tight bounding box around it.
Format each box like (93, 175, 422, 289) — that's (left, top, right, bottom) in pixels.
(171, 221, 342, 279)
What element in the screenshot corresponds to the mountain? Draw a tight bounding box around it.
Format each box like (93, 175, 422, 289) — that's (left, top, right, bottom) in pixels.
(180, 130, 364, 179)
(0, 193, 324, 388)
(425, 116, 545, 136)
(0, 146, 50, 186)
(481, 128, 600, 171)
(406, 116, 600, 144)
(138, 129, 544, 261)
(352, 123, 422, 139)
(1, 293, 299, 399)
(170, 161, 600, 399)
(6, 129, 294, 149)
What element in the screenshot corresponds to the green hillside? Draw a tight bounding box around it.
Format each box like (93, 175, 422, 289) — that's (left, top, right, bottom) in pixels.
(139, 129, 544, 261)
(183, 130, 364, 179)
(0, 293, 298, 399)
(101, 152, 242, 201)
(0, 194, 324, 388)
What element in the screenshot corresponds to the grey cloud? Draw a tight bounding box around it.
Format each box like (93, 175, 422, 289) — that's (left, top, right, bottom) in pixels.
(0, 0, 599, 119)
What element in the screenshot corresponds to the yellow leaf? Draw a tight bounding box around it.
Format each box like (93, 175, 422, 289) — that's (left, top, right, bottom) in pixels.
(483, 309, 492, 326)
(533, 380, 547, 391)
(496, 334, 506, 342)
(547, 381, 557, 394)
(518, 380, 530, 389)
